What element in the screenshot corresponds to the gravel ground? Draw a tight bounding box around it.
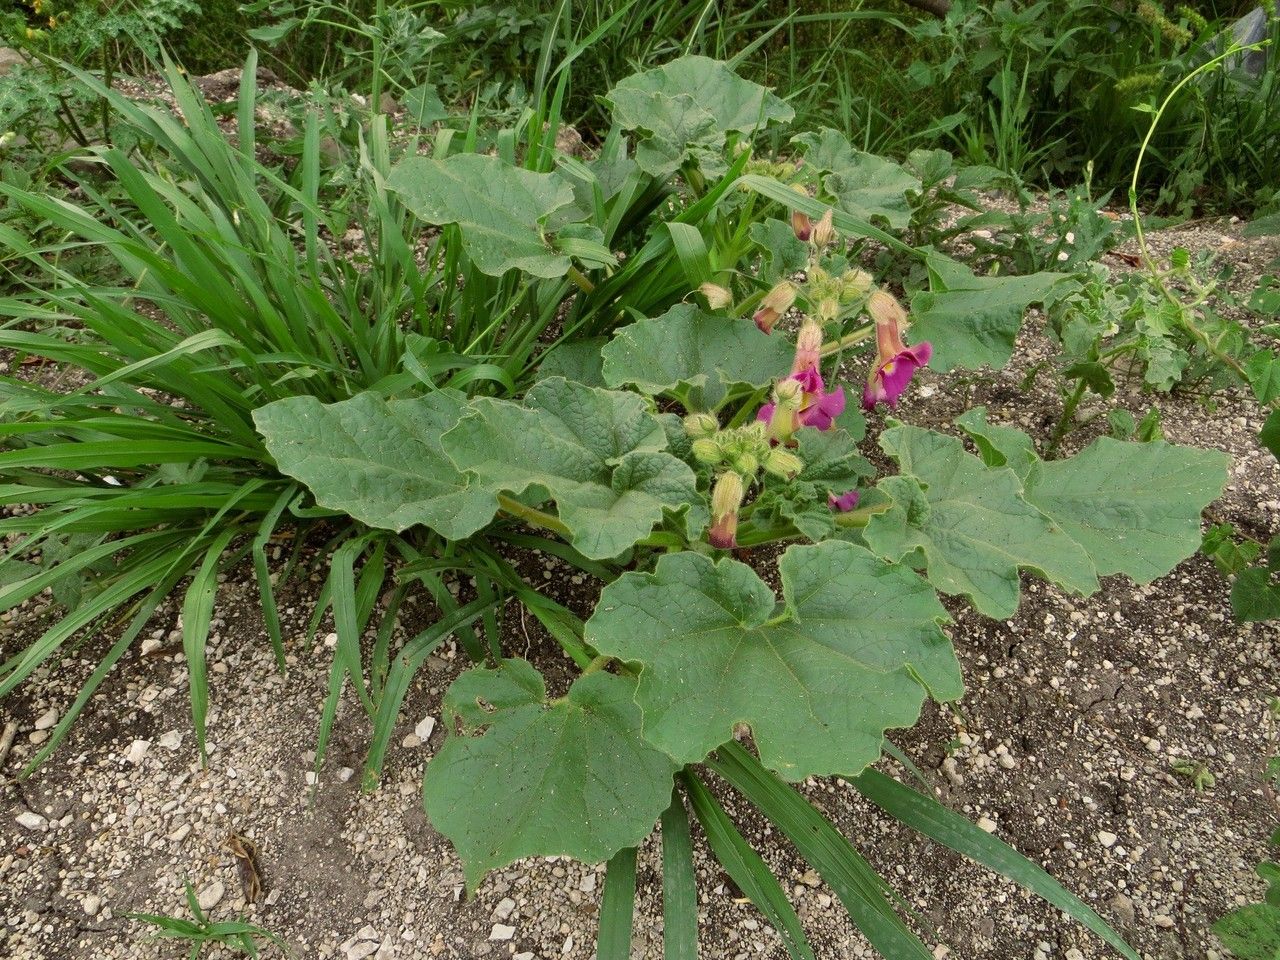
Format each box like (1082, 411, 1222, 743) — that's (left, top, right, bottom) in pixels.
(2, 174, 1280, 958)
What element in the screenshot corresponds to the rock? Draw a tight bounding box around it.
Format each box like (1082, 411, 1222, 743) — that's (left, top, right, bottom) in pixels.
(415, 716, 436, 741)
(16, 811, 46, 831)
(494, 897, 517, 921)
(344, 942, 379, 960)
(33, 707, 58, 731)
(0, 48, 24, 77)
(1066, 950, 1085, 960)
(157, 730, 182, 750)
(401, 733, 422, 749)
(579, 873, 596, 893)
(169, 823, 192, 843)
(977, 816, 998, 833)
(196, 879, 225, 911)
(1098, 830, 1118, 848)
(1111, 893, 1135, 925)
(337, 766, 355, 782)
(140, 636, 163, 656)
(490, 924, 515, 941)
(1154, 914, 1175, 929)
(124, 740, 150, 765)
(82, 894, 102, 917)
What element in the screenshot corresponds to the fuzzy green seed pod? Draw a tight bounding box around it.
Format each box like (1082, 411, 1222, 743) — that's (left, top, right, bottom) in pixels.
(764, 448, 804, 479)
(683, 413, 719, 439)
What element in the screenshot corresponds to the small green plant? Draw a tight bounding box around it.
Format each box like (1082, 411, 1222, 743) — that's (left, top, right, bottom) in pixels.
(1171, 758, 1217, 792)
(126, 880, 292, 959)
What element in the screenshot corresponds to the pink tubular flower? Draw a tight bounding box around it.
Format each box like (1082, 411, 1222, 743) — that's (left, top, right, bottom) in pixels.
(758, 367, 846, 443)
(861, 290, 932, 411)
(828, 489, 860, 512)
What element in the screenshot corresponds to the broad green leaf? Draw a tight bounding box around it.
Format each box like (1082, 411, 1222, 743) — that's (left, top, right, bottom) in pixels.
(1213, 903, 1280, 960)
(538, 339, 607, 387)
(253, 391, 495, 539)
(910, 255, 1071, 371)
(606, 57, 792, 177)
(1233, 568, 1280, 623)
(1263, 409, 1280, 463)
(425, 661, 679, 890)
(749, 218, 811, 283)
(954, 407, 1038, 479)
(443, 378, 698, 558)
(601, 304, 794, 410)
(586, 541, 961, 780)
(794, 128, 919, 230)
(865, 426, 1097, 619)
(387, 154, 576, 277)
(1022, 438, 1228, 582)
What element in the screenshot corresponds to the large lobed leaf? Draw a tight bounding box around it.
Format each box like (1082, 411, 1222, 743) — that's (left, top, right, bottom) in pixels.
(606, 56, 793, 177)
(909, 254, 1073, 372)
(864, 426, 1098, 620)
(387, 153, 576, 277)
(424, 660, 679, 891)
(793, 128, 919, 230)
(586, 541, 962, 781)
(253, 390, 495, 539)
(442, 378, 698, 559)
(601, 304, 794, 410)
(871, 420, 1230, 619)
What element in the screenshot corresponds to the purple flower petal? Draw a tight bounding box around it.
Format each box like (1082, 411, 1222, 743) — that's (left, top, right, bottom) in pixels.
(828, 489, 860, 512)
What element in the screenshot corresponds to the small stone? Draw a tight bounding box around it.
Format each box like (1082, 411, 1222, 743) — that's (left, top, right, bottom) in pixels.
(415, 716, 436, 740)
(1066, 950, 1085, 960)
(1098, 830, 1118, 848)
(800, 869, 821, 888)
(1145, 738, 1162, 754)
(515, 954, 534, 960)
(82, 894, 102, 917)
(157, 730, 182, 750)
(977, 816, 997, 833)
(344, 943, 378, 960)
(490, 924, 515, 941)
(1154, 914, 1175, 929)
(196, 880, 225, 911)
(33, 707, 58, 731)
(494, 897, 517, 921)
(579, 873, 596, 893)
(124, 740, 150, 765)
(997, 753, 1016, 769)
(140, 636, 163, 656)
(169, 823, 192, 843)
(16, 811, 46, 831)
(1111, 893, 1135, 925)
(401, 734, 422, 749)
(337, 767, 355, 782)
(265, 889, 281, 906)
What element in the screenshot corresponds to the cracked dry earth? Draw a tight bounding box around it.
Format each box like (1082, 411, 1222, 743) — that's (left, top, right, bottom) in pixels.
(2, 220, 1280, 960)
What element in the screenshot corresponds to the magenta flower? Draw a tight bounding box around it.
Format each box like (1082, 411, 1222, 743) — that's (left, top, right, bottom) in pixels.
(861, 291, 932, 411)
(758, 367, 845, 443)
(828, 489, 860, 512)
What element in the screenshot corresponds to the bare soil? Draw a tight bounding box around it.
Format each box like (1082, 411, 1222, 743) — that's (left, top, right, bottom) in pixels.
(2, 189, 1279, 960)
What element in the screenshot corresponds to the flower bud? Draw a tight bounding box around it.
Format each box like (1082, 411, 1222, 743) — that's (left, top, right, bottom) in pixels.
(868, 289, 908, 329)
(683, 413, 719, 439)
(811, 208, 835, 248)
(733, 453, 758, 476)
(764, 448, 804, 479)
(816, 297, 840, 323)
(699, 282, 733, 310)
(708, 472, 745, 549)
(841, 269, 873, 295)
(774, 377, 804, 405)
(790, 185, 812, 241)
(753, 281, 796, 334)
(791, 321, 824, 375)
(691, 437, 722, 465)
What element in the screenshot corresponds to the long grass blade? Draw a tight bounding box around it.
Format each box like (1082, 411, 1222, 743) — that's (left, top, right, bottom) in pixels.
(661, 790, 699, 960)
(597, 846, 639, 960)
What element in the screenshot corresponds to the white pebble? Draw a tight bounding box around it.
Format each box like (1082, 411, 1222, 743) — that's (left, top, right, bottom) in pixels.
(196, 879, 225, 911)
(33, 707, 58, 731)
(414, 716, 436, 740)
(82, 894, 102, 917)
(157, 730, 182, 750)
(15, 811, 46, 831)
(977, 816, 997, 833)
(1098, 830, 1118, 848)
(490, 923, 515, 941)
(124, 740, 150, 765)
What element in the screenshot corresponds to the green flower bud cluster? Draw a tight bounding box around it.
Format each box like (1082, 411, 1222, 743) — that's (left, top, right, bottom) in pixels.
(683, 416, 804, 482)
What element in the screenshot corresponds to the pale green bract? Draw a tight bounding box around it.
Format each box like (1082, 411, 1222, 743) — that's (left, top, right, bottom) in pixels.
(442, 378, 699, 559)
(387, 153, 576, 277)
(601, 304, 795, 411)
(586, 541, 962, 781)
(864, 426, 1098, 619)
(252, 390, 496, 539)
(424, 660, 679, 891)
(606, 55, 793, 177)
(909, 254, 1073, 372)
